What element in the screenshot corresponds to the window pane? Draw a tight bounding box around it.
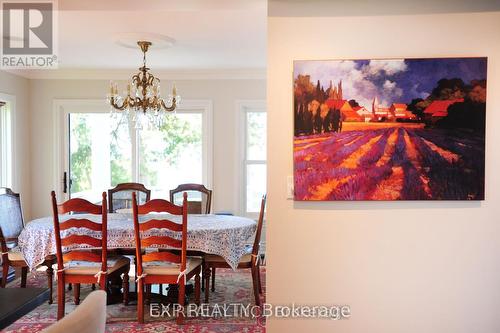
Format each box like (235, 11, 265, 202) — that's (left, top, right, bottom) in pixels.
(0, 103, 12, 188)
(139, 113, 202, 199)
(246, 163, 266, 212)
(69, 113, 132, 202)
(110, 116, 132, 186)
(246, 111, 266, 160)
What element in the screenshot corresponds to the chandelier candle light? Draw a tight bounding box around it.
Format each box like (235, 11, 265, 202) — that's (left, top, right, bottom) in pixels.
(107, 40, 180, 129)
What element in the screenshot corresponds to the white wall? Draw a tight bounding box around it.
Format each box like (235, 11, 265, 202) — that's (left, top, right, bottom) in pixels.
(0, 71, 31, 219)
(28, 78, 265, 218)
(267, 12, 500, 333)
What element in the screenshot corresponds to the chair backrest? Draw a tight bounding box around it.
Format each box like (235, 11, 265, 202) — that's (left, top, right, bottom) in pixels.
(41, 290, 107, 333)
(108, 183, 151, 213)
(0, 188, 24, 250)
(51, 191, 108, 273)
(170, 183, 212, 214)
(251, 194, 267, 257)
(132, 192, 188, 278)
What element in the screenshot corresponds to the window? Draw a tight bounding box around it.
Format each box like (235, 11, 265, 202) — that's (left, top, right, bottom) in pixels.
(138, 112, 203, 199)
(240, 101, 266, 215)
(60, 100, 212, 202)
(0, 100, 12, 188)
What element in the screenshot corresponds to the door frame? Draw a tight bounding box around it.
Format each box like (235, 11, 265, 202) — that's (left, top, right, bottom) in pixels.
(0, 92, 17, 190)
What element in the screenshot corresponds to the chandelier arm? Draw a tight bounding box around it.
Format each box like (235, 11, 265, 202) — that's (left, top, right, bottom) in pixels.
(147, 73, 155, 87)
(132, 73, 141, 86)
(110, 97, 129, 111)
(128, 96, 137, 108)
(160, 98, 177, 112)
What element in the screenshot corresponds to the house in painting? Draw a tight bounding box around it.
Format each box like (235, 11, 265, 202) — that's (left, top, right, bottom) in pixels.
(371, 97, 394, 121)
(325, 98, 354, 113)
(353, 106, 373, 122)
(390, 103, 417, 120)
(343, 106, 364, 122)
(372, 109, 391, 121)
(324, 79, 365, 121)
(424, 99, 464, 121)
(378, 107, 393, 120)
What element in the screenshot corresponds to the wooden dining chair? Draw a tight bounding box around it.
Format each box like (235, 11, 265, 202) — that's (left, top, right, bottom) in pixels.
(132, 192, 202, 324)
(51, 191, 130, 320)
(0, 188, 56, 302)
(204, 194, 266, 306)
(108, 183, 151, 213)
(108, 183, 151, 259)
(170, 184, 212, 214)
(169, 183, 212, 292)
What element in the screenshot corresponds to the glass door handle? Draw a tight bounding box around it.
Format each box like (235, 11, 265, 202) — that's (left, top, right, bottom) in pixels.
(63, 172, 68, 193)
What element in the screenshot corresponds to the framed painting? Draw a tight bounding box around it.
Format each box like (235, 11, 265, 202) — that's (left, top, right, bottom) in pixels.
(293, 57, 487, 201)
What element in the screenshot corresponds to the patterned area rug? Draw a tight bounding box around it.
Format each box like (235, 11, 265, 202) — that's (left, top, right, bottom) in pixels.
(3, 268, 266, 333)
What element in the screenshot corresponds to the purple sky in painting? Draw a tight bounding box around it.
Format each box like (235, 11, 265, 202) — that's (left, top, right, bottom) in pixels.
(294, 57, 487, 108)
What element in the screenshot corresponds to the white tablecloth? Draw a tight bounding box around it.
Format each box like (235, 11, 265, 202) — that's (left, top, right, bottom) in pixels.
(18, 213, 256, 270)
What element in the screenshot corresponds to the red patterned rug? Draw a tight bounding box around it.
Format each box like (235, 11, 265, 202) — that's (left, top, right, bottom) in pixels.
(3, 268, 266, 333)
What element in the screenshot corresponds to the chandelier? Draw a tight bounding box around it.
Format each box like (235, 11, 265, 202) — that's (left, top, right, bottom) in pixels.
(107, 40, 180, 129)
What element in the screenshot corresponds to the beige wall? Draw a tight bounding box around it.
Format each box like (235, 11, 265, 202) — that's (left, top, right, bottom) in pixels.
(267, 12, 500, 333)
(0, 71, 31, 219)
(28, 78, 265, 218)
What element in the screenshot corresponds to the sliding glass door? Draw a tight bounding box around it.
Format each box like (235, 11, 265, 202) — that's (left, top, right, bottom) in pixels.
(68, 113, 132, 201)
(62, 101, 210, 203)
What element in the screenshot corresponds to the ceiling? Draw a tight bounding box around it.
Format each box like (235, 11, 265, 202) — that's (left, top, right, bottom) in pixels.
(8, 0, 267, 79)
(269, 0, 500, 17)
(8, 0, 499, 79)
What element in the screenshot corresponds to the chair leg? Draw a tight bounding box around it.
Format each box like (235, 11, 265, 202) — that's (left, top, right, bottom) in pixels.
(137, 280, 144, 324)
(201, 259, 205, 292)
(99, 276, 107, 292)
(123, 273, 129, 305)
(251, 266, 261, 306)
(20, 267, 28, 288)
(1, 263, 8, 288)
(257, 264, 263, 294)
(176, 281, 185, 325)
(57, 275, 65, 320)
(204, 266, 211, 303)
(211, 267, 215, 292)
(145, 284, 151, 305)
(91, 283, 96, 290)
(134, 256, 138, 293)
(73, 283, 81, 305)
(46, 265, 53, 304)
(195, 271, 201, 306)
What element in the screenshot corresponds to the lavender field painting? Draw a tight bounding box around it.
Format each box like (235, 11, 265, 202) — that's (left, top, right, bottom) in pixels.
(293, 57, 487, 201)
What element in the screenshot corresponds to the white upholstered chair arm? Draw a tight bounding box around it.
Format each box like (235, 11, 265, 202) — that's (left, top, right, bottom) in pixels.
(42, 290, 107, 333)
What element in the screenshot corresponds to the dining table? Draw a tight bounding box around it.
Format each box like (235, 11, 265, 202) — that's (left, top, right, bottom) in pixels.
(18, 213, 257, 272)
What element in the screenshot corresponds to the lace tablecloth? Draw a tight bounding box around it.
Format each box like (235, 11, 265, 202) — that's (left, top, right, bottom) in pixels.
(18, 213, 256, 271)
